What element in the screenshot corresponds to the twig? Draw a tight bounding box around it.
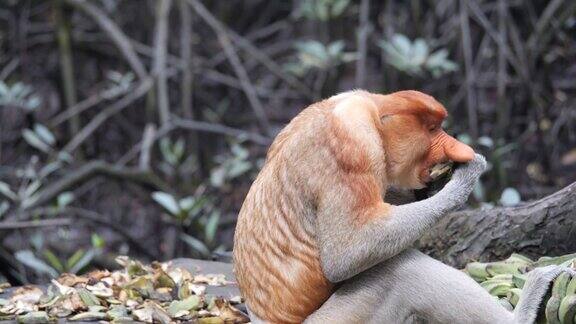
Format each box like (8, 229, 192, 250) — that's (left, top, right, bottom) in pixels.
(0, 57, 19, 81)
(496, 0, 508, 140)
(382, 0, 397, 90)
(206, 19, 289, 68)
(179, 0, 194, 120)
(63, 78, 153, 153)
(459, 0, 478, 140)
(54, 0, 80, 137)
(0, 218, 72, 230)
(528, 0, 576, 63)
(64, 207, 156, 259)
(173, 118, 272, 144)
(139, 124, 156, 171)
(185, 0, 314, 99)
(527, 0, 563, 55)
(217, 33, 272, 137)
(178, 0, 201, 168)
(152, 0, 173, 125)
(355, 0, 370, 89)
(465, 1, 528, 81)
(49, 82, 133, 127)
(116, 118, 271, 166)
(185, 0, 271, 136)
(63, 0, 147, 80)
(22, 159, 171, 211)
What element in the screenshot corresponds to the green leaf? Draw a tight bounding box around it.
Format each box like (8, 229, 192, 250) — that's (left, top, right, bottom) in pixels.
(426, 48, 449, 66)
(43, 249, 64, 273)
(0, 201, 9, 219)
(30, 233, 44, 251)
(391, 34, 412, 56)
(78, 288, 101, 307)
(22, 129, 52, 153)
(231, 143, 249, 160)
(68, 249, 95, 274)
(457, 133, 473, 145)
(327, 41, 345, 57)
(331, 0, 350, 17)
(15, 250, 59, 277)
(33, 124, 56, 146)
(57, 192, 75, 208)
(180, 234, 211, 258)
(167, 295, 201, 316)
(316, 1, 329, 21)
(205, 212, 220, 243)
(152, 192, 180, 216)
(0, 82, 8, 97)
(500, 188, 521, 206)
(160, 138, 178, 165)
(210, 167, 227, 188)
(173, 138, 185, 161)
(0, 181, 17, 201)
(412, 39, 429, 65)
(228, 160, 252, 178)
(66, 249, 86, 270)
(179, 197, 196, 212)
(91, 233, 105, 249)
(478, 136, 494, 148)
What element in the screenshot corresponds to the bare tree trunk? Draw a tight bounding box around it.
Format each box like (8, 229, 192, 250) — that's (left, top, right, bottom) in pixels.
(418, 181, 576, 268)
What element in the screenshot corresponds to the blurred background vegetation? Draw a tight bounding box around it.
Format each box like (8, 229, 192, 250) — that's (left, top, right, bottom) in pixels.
(0, 0, 575, 284)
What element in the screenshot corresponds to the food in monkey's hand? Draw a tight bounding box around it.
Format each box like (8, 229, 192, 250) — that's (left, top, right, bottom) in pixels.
(465, 253, 576, 324)
(415, 161, 455, 199)
(429, 161, 454, 180)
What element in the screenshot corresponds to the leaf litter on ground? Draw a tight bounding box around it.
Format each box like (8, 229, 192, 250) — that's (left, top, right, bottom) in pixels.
(0, 256, 248, 323)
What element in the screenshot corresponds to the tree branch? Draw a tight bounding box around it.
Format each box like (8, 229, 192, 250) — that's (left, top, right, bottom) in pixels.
(22, 160, 171, 211)
(63, 0, 148, 79)
(63, 78, 153, 153)
(185, 0, 314, 99)
(419, 181, 576, 268)
(0, 218, 72, 230)
(152, 0, 173, 125)
(355, 0, 370, 89)
(216, 33, 272, 137)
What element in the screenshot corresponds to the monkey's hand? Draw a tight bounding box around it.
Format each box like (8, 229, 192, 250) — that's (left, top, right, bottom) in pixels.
(451, 153, 487, 186)
(316, 154, 487, 282)
(434, 153, 487, 212)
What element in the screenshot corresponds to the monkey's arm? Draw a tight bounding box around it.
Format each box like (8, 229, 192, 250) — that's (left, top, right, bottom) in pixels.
(317, 154, 487, 283)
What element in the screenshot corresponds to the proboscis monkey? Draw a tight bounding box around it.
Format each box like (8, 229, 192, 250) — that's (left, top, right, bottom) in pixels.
(233, 90, 573, 324)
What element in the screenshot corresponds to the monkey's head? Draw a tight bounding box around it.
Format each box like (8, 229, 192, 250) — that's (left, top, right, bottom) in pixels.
(373, 90, 475, 189)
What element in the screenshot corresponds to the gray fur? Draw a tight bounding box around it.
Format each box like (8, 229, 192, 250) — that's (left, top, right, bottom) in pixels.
(318, 154, 487, 283)
(248, 154, 573, 323)
(305, 250, 573, 324)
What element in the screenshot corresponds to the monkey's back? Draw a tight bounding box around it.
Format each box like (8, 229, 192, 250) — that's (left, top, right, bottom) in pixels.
(233, 103, 335, 323)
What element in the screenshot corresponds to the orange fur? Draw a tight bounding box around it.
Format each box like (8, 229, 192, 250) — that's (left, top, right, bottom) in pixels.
(233, 90, 474, 323)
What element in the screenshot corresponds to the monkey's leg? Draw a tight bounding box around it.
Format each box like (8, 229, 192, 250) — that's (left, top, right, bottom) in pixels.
(306, 249, 573, 324)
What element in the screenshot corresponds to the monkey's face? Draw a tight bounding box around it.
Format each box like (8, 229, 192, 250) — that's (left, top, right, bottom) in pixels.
(376, 91, 475, 189)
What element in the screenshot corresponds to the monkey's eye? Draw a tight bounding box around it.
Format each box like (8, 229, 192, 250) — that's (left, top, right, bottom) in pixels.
(428, 125, 438, 132)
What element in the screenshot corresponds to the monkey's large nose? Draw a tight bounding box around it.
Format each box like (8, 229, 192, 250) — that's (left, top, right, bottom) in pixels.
(443, 135, 475, 162)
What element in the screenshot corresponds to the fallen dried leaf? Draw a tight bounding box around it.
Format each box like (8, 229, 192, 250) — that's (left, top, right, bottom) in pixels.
(16, 311, 49, 324)
(69, 310, 108, 321)
(168, 295, 201, 317)
(57, 273, 89, 287)
(10, 286, 43, 305)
